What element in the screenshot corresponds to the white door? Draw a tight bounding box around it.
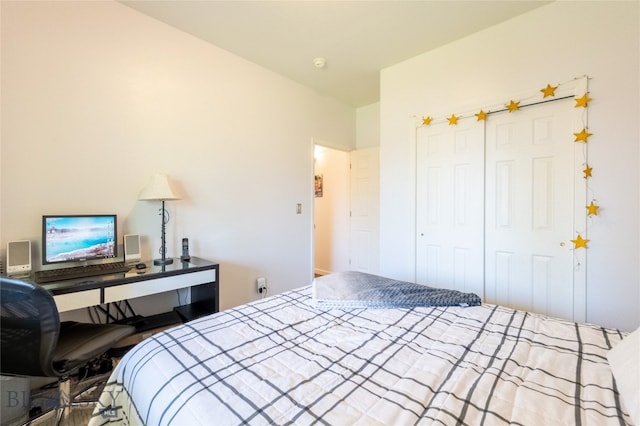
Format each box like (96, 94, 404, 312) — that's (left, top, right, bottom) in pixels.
(485, 98, 582, 320)
(349, 147, 380, 274)
(416, 120, 485, 297)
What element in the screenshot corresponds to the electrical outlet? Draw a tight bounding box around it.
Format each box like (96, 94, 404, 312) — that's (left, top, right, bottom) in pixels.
(257, 277, 267, 293)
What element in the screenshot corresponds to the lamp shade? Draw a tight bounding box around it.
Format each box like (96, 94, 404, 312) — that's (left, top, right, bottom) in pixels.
(138, 174, 181, 201)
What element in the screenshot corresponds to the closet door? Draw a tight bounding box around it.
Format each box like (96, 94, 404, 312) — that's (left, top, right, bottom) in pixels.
(415, 90, 586, 321)
(416, 120, 485, 297)
(485, 98, 580, 320)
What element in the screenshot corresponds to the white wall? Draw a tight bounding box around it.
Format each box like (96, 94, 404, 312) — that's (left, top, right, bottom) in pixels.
(0, 1, 355, 311)
(380, 1, 639, 331)
(356, 103, 380, 149)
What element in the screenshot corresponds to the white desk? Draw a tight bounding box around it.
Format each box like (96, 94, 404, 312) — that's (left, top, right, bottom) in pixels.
(38, 257, 219, 324)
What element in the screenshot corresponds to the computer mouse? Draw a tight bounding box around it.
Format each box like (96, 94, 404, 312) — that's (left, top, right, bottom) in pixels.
(135, 263, 146, 270)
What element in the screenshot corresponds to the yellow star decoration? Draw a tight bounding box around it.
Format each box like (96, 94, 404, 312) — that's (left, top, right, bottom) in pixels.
(583, 164, 593, 179)
(574, 128, 593, 143)
(448, 114, 459, 125)
(586, 200, 600, 216)
(475, 110, 488, 121)
(575, 93, 592, 108)
(422, 116, 433, 126)
(506, 100, 520, 112)
(571, 234, 589, 249)
(540, 84, 557, 98)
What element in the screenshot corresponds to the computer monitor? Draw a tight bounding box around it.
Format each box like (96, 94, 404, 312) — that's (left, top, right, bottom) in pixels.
(42, 214, 117, 265)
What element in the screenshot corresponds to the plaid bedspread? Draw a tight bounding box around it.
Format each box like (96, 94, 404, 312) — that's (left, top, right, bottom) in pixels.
(90, 286, 632, 426)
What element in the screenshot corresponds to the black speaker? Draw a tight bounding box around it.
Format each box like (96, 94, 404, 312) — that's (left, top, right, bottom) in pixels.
(124, 234, 141, 264)
(6, 240, 31, 277)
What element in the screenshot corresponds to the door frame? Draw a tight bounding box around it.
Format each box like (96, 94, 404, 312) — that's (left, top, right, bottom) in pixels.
(311, 138, 352, 277)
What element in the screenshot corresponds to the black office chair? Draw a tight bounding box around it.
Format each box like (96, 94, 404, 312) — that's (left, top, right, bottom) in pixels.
(0, 277, 136, 424)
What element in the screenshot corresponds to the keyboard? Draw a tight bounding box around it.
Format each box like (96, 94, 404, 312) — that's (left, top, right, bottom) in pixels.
(34, 261, 131, 283)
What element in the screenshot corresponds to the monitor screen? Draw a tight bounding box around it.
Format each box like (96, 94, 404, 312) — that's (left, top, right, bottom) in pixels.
(42, 214, 117, 265)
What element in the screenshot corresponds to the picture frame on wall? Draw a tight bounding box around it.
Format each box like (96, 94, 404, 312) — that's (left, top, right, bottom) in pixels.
(315, 174, 323, 197)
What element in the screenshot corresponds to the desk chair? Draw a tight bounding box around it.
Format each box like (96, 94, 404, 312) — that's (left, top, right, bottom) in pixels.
(0, 277, 136, 425)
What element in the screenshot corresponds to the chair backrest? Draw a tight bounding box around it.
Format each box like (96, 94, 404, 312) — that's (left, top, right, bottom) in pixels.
(1, 277, 61, 377)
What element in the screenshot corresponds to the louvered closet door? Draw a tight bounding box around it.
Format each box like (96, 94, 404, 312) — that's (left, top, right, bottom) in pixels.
(416, 120, 485, 297)
(485, 98, 578, 320)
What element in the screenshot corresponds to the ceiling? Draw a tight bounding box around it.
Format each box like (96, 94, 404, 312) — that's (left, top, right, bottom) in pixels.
(120, 1, 550, 107)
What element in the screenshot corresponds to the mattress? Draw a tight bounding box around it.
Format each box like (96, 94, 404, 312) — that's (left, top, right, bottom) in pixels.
(89, 283, 632, 425)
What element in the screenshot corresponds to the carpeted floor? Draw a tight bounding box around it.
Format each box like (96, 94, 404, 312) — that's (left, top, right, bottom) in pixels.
(23, 374, 108, 426)
(29, 406, 94, 426)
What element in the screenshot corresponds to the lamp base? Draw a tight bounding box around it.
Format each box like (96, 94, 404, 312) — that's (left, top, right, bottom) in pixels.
(153, 257, 174, 266)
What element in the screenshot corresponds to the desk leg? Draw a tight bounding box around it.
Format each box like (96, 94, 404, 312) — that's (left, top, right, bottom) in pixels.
(174, 280, 218, 322)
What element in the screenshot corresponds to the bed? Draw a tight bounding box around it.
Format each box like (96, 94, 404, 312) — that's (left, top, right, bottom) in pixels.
(89, 272, 638, 425)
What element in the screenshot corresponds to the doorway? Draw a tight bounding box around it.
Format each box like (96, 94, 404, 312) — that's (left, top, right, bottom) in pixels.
(313, 145, 350, 276)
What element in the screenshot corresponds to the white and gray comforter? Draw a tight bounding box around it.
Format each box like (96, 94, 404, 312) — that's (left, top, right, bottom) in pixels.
(90, 276, 631, 425)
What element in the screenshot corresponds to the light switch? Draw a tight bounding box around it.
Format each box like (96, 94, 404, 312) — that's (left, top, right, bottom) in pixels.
(296, 203, 302, 214)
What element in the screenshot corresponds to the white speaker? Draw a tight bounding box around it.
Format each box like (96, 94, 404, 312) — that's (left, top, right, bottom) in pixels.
(124, 234, 141, 264)
(6, 240, 31, 277)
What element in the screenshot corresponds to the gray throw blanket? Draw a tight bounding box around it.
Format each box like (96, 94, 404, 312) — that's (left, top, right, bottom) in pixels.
(312, 271, 481, 309)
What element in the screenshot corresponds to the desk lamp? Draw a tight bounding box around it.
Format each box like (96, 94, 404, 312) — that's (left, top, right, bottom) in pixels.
(139, 174, 181, 265)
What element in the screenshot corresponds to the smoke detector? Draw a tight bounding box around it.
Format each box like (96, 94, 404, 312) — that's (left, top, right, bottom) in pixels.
(313, 57, 326, 68)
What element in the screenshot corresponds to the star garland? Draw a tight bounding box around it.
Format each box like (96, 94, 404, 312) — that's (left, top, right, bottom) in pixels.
(575, 93, 592, 108)
(541, 84, 557, 98)
(419, 77, 583, 127)
(586, 200, 600, 216)
(574, 128, 592, 143)
(572, 79, 595, 250)
(507, 100, 520, 112)
(416, 75, 597, 251)
(571, 234, 589, 249)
